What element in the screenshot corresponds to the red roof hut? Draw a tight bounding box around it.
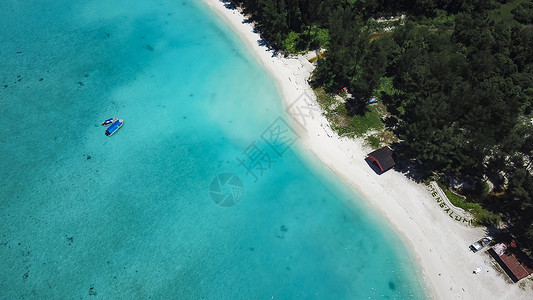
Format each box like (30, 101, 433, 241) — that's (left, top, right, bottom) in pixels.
(367, 146, 396, 173)
(489, 242, 533, 282)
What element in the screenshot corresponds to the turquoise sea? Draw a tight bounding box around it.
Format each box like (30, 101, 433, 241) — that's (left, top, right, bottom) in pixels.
(0, 1, 429, 299)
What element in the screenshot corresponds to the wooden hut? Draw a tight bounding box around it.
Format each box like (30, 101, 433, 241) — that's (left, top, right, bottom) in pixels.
(489, 242, 533, 282)
(367, 146, 396, 173)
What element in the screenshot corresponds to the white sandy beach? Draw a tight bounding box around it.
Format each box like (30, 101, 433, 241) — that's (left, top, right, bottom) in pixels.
(202, 1, 533, 299)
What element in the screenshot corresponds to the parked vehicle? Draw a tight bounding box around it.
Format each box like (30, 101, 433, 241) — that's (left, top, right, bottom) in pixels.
(470, 236, 493, 252)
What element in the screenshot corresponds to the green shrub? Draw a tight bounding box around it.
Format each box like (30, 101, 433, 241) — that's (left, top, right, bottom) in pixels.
(366, 135, 381, 149)
(475, 211, 502, 226)
(313, 28, 330, 48)
(282, 31, 300, 54)
(374, 76, 399, 100)
(482, 181, 490, 195)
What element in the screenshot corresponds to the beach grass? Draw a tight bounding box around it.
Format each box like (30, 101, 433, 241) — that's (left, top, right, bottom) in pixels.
(366, 135, 381, 148)
(437, 182, 501, 226)
(367, 130, 398, 149)
(314, 87, 337, 110)
(343, 104, 385, 136)
(315, 87, 398, 148)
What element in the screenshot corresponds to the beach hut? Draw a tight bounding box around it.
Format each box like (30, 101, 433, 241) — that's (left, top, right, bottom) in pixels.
(489, 242, 533, 282)
(367, 146, 396, 173)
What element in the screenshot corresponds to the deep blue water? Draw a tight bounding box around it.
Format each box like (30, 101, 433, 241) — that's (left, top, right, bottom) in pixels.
(0, 0, 429, 298)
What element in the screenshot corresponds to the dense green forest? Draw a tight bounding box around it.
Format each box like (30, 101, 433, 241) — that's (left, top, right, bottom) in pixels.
(229, 0, 533, 250)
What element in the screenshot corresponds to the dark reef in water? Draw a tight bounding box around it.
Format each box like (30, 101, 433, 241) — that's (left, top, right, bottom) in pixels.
(89, 285, 97, 296)
(144, 44, 154, 52)
(275, 225, 288, 239)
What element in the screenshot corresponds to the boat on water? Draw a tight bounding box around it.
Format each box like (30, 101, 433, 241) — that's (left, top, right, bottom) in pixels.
(102, 118, 118, 126)
(105, 119, 124, 136)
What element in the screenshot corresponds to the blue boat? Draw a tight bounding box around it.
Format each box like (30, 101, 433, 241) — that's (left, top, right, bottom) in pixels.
(105, 119, 123, 136)
(101, 118, 118, 126)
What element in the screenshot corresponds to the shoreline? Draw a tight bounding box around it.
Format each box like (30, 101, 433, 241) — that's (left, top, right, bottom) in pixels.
(201, 0, 531, 299)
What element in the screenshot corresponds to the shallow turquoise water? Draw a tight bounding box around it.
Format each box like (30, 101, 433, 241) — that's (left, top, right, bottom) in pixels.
(0, 1, 429, 299)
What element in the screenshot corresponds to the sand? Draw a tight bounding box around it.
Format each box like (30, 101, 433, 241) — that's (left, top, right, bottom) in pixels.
(202, 1, 533, 299)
